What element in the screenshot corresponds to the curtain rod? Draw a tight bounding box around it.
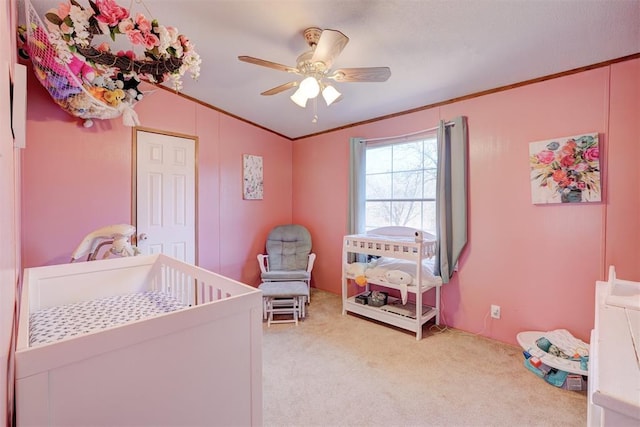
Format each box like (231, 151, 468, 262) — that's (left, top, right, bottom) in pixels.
(360, 120, 455, 143)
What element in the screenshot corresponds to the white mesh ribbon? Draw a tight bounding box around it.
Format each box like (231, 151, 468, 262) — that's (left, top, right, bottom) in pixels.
(24, 0, 140, 126)
(118, 103, 140, 127)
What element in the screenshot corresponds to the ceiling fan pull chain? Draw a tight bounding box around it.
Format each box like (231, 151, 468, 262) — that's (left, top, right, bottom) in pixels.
(312, 97, 318, 123)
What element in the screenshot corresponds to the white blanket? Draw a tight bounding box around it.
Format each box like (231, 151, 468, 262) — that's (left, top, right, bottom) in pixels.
(346, 257, 442, 304)
(364, 257, 439, 284)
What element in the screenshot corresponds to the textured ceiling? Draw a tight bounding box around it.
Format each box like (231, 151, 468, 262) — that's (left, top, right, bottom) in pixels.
(25, 0, 640, 139)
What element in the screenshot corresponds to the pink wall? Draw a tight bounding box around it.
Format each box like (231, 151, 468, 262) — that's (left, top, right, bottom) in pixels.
(605, 59, 640, 280)
(293, 59, 640, 345)
(216, 114, 292, 282)
(22, 75, 293, 287)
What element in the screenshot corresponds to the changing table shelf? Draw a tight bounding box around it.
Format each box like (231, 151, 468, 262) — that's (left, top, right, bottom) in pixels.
(344, 295, 437, 333)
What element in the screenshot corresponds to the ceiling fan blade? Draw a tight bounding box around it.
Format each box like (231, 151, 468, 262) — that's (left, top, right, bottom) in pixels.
(311, 29, 349, 68)
(328, 67, 391, 82)
(238, 56, 299, 74)
(261, 81, 298, 96)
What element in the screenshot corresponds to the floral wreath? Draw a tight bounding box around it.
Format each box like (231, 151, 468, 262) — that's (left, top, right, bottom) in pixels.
(19, 0, 201, 126)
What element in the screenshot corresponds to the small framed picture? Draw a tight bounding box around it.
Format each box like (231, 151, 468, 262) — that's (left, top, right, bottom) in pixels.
(243, 154, 263, 200)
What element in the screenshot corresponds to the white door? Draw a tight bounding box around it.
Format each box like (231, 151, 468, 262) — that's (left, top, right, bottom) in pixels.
(135, 129, 196, 264)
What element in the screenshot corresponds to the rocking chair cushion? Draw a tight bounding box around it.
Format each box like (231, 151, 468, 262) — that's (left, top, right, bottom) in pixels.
(261, 270, 310, 281)
(265, 225, 312, 272)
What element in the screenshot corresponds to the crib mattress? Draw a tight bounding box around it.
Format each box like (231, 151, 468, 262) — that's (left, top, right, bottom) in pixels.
(29, 290, 188, 347)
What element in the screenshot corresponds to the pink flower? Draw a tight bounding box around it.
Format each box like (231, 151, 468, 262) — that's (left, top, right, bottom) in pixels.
(135, 13, 152, 33)
(96, 42, 111, 52)
(95, 0, 129, 27)
(117, 50, 135, 59)
(560, 155, 575, 167)
(143, 32, 160, 50)
(577, 181, 586, 190)
(57, 2, 71, 18)
(536, 150, 555, 164)
(126, 29, 146, 46)
(179, 34, 190, 48)
(571, 162, 588, 172)
(118, 18, 135, 33)
(584, 147, 599, 162)
(165, 26, 180, 49)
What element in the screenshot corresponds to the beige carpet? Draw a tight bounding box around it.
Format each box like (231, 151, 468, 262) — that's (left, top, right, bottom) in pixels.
(262, 289, 587, 427)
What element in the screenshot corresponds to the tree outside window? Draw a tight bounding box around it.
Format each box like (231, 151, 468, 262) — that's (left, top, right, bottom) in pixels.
(365, 137, 437, 233)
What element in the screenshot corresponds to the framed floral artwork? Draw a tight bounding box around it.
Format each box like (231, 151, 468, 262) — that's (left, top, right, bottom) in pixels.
(529, 133, 601, 204)
(243, 154, 263, 200)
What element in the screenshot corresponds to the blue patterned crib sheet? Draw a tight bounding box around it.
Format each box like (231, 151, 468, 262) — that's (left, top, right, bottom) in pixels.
(29, 290, 188, 347)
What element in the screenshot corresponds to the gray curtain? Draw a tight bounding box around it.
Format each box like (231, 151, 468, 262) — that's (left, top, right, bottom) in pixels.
(347, 137, 365, 235)
(434, 116, 468, 283)
(347, 137, 366, 262)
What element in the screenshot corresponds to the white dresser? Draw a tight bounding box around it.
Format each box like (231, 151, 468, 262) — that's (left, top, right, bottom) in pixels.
(588, 268, 640, 426)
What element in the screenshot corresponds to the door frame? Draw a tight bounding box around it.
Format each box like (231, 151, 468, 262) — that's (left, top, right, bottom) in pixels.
(131, 126, 199, 264)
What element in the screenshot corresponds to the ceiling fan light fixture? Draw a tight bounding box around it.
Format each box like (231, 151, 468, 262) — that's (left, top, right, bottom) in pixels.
(291, 76, 321, 108)
(290, 88, 309, 108)
(299, 76, 320, 98)
(322, 84, 341, 106)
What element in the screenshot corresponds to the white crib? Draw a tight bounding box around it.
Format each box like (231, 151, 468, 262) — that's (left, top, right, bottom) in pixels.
(16, 254, 263, 426)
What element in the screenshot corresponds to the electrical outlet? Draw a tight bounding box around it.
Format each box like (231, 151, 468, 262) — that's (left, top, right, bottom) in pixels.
(491, 304, 501, 319)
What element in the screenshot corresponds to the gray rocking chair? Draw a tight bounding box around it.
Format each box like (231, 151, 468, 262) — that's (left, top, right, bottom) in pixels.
(257, 224, 316, 303)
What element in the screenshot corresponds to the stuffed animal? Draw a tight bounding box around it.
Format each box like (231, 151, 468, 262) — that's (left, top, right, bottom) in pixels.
(103, 88, 126, 107)
(116, 73, 144, 102)
(354, 275, 367, 287)
(25, 25, 85, 101)
(67, 53, 96, 83)
(384, 269, 413, 304)
(87, 85, 106, 103)
(27, 26, 68, 77)
(345, 262, 366, 276)
(345, 262, 367, 286)
(44, 72, 82, 100)
(16, 25, 30, 61)
(91, 75, 118, 91)
(346, 262, 376, 287)
(64, 93, 98, 118)
(384, 270, 413, 285)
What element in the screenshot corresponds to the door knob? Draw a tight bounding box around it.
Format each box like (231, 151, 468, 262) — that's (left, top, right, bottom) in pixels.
(138, 233, 148, 241)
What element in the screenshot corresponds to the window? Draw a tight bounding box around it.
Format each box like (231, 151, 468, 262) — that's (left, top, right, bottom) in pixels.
(365, 136, 437, 234)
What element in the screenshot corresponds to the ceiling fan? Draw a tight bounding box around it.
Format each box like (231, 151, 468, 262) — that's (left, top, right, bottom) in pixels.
(238, 27, 391, 109)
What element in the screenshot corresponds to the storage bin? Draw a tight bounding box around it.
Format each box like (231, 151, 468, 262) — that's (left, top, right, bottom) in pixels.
(368, 291, 388, 307)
